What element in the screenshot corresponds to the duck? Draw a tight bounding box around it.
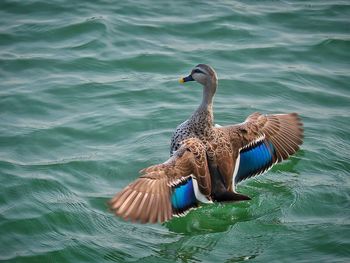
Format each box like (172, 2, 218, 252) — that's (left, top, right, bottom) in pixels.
(109, 64, 303, 223)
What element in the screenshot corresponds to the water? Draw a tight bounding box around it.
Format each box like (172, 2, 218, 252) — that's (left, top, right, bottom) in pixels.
(1, 0, 349, 262)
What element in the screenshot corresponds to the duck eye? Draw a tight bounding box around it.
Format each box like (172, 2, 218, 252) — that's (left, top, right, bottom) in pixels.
(193, 69, 205, 74)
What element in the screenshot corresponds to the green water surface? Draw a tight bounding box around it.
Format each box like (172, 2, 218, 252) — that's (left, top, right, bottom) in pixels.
(1, 1, 349, 262)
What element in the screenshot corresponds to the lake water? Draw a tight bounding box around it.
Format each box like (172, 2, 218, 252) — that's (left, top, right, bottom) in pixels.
(1, 1, 349, 262)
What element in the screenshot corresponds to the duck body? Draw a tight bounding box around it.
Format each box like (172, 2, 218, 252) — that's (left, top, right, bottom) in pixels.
(110, 64, 303, 223)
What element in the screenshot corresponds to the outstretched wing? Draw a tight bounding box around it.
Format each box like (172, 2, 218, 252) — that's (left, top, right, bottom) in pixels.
(225, 112, 303, 187)
(109, 138, 211, 223)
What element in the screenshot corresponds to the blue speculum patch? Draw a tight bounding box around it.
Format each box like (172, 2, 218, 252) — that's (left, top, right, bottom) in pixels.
(235, 140, 275, 183)
(171, 178, 197, 213)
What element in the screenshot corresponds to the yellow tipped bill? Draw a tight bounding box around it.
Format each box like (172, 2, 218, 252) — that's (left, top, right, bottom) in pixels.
(179, 75, 194, 83)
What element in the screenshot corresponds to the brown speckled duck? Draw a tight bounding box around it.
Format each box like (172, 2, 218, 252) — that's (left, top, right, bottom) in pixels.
(109, 64, 303, 223)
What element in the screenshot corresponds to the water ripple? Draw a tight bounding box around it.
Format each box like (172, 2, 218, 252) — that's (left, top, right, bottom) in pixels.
(1, 0, 349, 262)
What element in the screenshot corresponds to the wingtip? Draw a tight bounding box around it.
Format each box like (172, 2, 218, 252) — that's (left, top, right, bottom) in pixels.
(109, 174, 176, 224)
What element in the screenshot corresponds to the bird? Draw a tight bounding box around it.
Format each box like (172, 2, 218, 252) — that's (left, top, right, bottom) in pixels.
(109, 64, 303, 224)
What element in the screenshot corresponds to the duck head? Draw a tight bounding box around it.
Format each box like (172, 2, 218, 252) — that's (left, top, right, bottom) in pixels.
(179, 64, 218, 87)
(179, 64, 218, 106)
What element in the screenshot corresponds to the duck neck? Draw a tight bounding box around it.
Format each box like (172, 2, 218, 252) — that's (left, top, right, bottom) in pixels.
(195, 80, 217, 128)
(200, 80, 216, 111)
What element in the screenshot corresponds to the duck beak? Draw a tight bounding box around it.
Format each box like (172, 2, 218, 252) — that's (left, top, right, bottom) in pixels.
(179, 75, 194, 83)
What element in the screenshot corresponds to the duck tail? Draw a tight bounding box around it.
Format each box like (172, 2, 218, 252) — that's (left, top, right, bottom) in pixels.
(207, 157, 251, 202)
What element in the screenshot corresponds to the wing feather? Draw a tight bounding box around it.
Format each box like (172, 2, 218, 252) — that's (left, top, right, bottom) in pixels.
(225, 112, 303, 185)
(109, 138, 211, 223)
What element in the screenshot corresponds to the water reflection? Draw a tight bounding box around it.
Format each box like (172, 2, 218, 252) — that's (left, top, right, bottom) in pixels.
(148, 204, 253, 262)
